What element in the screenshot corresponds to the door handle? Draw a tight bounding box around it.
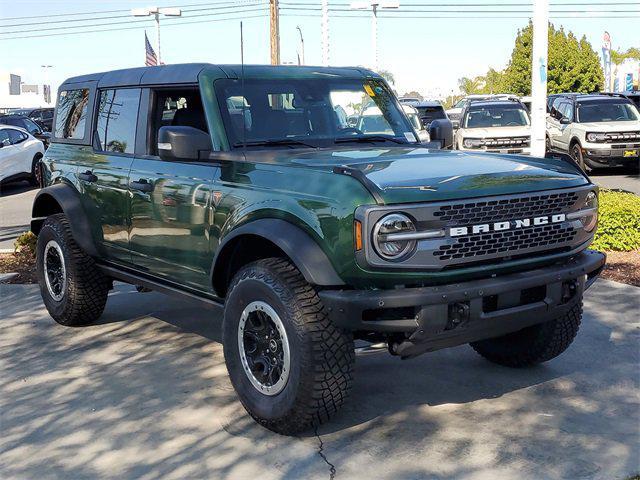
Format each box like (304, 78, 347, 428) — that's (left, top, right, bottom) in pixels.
(130, 178, 153, 193)
(78, 170, 97, 183)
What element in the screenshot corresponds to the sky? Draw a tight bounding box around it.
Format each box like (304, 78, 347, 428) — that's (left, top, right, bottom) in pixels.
(1, 0, 639, 99)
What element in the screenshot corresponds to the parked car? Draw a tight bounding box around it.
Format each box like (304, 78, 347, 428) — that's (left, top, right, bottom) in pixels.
(9, 108, 55, 131)
(401, 104, 430, 142)
(454, 98, 531, 154)
(0, 115, 51, 148)
(31, 64, 603, 435)
(546, 93, 640, 170)
(410, 100, 448, 130)
(0, 124, 45, 186)
(446, 94, 515, 127)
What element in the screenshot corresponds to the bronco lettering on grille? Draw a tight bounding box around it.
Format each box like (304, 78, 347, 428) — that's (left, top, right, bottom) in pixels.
(449, 213, 566, 237)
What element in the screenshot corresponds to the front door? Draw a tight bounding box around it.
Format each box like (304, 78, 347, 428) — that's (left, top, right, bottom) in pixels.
(127, 87, 217, 291)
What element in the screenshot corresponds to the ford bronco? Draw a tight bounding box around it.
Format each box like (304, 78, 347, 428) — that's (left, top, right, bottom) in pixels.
(32, 64, 605, 435)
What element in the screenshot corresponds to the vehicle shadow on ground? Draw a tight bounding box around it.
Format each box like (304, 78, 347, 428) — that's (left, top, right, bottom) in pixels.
(1, 281, 638, 479)
(0, 181, 34, 198)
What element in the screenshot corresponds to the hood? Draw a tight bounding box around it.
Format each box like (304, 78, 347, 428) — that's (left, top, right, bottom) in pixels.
(289, 146, 589, 204)
(459, 125, 530, 138)
(577, 121, 640, 132)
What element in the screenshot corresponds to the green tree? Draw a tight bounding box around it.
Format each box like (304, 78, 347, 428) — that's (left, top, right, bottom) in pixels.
(377, 69, 395, 85)
(611, 47, 640, 65)
(458, 76, 482, 95)
(501, 22, 604, 95)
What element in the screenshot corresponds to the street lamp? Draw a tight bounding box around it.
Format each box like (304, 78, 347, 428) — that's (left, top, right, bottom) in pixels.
(350, 1, 399, 72)
(41, 65, 53, 105)
(296, 25, 305, 65)
(131, 7, 182, 65)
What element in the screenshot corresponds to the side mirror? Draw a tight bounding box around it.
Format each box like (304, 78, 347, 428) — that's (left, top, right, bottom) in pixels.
(428, 119, 454, 150)
(451, 119, 460, 130)
(560, 117, 571, 125)
(158, 126, 212, 161)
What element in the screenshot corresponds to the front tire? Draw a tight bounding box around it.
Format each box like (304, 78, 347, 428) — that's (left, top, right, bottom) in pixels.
(36, 214, 110, 326)
(571, 143, 591, 172)
(222, 258, 355, 435)
(30, 153, 43, 187)
(470, 302, 582, 367)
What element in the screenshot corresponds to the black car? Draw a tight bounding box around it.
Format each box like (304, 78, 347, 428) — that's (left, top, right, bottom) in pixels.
(0, 115, 51, 148)
(409, 101, 448, 129)
(9, 108, 54, 132)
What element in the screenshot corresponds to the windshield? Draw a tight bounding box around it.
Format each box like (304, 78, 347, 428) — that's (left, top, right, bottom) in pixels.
(464, 105, 530, 128)
(577, 101, 639, 122)
(405, 112, 422, 131)
(215, 77, 417, 149)
(415, 106, 446, 124)
(453, 99, 466, 109)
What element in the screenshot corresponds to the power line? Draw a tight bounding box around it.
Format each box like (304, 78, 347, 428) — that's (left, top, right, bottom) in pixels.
(0, 6, 269, 35)
(0, 0, 265, 28)
(0, 0, 267, 21)
(0, 12, 268, 41)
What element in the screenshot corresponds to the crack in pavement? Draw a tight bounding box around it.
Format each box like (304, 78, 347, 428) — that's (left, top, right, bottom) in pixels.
(314, 426, 336, 480)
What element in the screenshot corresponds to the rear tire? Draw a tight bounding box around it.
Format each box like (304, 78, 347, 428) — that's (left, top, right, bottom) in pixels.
(222, 258, 355, 435)
(36, 213, 110, 326)
(470, 302, 582, 367)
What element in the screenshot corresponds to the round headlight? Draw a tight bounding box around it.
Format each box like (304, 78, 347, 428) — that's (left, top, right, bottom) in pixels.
(586, 133, 597, 142)
(373, 213, 416, 260)
(582, 191, 598, 232)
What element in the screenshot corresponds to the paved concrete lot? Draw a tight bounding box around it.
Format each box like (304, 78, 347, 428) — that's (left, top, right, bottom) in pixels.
(1, 279, 638, 480)
(0, 182, 37, 250)
(590, 170, 640, 196)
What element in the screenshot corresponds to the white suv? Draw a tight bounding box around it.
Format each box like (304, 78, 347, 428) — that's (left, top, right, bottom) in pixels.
(454, 99, 531, 155)
(547, 94, 640, 171)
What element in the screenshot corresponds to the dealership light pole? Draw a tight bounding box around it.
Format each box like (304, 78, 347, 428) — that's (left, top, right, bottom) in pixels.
(296, 25, 305, 65)
(131, 7, 182, 65)
(321, 0, 329, 65)
(530, 0, 549, 158)
(350, 1, 399, 72)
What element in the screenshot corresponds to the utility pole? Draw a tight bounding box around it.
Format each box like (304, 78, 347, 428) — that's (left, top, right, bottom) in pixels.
(321, 0, 329, 66)
(529, 0, 549, 157)
(270, 0, 280, 65)
(296, 26, 305, 65)
(131, 7, 182, 65)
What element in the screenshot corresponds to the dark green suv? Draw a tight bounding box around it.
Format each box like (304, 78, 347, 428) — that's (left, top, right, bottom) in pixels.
(31, 64, 605, 435)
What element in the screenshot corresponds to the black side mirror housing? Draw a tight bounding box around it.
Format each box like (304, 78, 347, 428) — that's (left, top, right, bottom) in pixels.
(428, 118, 454, 149)
(560, 117, 571, 125)
(158, 126, 212, 161)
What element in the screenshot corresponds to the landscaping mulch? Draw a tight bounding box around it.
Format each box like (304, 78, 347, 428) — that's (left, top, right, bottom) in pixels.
(600, 250, 640, 287)
(0, 251, 37, 284)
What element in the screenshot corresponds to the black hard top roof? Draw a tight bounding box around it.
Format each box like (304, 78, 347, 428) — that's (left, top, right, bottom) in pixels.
(60, 63, 379, 89)
(411, 101, 444, 108)
(468, 99, 525, 108)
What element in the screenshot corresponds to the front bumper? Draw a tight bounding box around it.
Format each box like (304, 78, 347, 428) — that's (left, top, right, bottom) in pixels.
(319, 250, 605, 357)
(459, 146, 531, 155)
(583, 145, 640, 167)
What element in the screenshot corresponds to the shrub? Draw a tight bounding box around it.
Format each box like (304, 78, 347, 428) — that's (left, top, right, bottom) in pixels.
(591, 190, 640, 252)
(14, 231, 37, 257)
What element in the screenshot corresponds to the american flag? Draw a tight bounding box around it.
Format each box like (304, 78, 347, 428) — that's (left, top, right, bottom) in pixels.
(145, 32, 158, 67)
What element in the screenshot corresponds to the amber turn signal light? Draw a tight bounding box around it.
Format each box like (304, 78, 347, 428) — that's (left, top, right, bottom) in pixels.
(354, 220, 363, 251)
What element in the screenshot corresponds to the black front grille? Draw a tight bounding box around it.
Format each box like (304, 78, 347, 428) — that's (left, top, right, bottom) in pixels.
(434, 191, 579, 224)
(434, 223, 578, 261)
(481, 136, 530, 148)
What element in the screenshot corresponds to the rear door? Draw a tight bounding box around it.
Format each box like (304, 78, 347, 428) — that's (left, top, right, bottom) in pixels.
(127, 87, 218, 290)
(76, 87, 141, 263)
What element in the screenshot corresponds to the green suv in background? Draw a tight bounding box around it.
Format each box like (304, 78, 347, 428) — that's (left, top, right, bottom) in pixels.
(32, 64, 605, 435)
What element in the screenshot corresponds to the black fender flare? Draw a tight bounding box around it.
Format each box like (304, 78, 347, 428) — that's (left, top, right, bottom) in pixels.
(211, 218, 345, 295)
(31, 183, 99, 257)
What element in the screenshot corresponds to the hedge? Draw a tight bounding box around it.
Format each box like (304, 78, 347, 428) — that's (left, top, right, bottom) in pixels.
(591, 190, 640, 252)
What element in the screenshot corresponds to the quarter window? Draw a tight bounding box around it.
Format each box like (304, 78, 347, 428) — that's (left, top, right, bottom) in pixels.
(55, 89, 90, 139)
(95, 88, 141, 154)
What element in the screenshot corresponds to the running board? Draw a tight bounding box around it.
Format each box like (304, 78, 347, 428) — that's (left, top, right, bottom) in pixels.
(98, 264, 223, 311)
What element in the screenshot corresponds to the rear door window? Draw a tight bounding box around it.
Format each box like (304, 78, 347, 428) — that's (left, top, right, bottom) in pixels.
(0, 130, 10, 147)
(95, 88, 141, 154)
(7, 128, 27, 145)
(55, 89, 90, 139)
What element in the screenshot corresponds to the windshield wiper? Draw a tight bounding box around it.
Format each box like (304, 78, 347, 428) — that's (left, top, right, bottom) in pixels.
(334, 135, 409, 145)
(232, 139, 318, 149)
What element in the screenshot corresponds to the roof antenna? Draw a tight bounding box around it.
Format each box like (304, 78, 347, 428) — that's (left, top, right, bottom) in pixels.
(240, 21, 247, 157)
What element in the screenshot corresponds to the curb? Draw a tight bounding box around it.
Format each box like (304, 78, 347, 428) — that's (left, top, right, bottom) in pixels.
(0, 249, 15, 254)
(0, 273, 18, 283)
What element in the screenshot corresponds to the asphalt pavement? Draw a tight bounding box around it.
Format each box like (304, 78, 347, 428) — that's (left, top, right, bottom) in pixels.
(0, 181, 37, 250)
(1, 279, 638, 480)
